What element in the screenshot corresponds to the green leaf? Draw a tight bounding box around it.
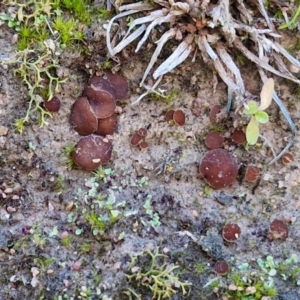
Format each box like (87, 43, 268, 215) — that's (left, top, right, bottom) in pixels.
(49, 226, 58, 237)
(259, 78, 274, 111)
(244, 101, 258, 115)
(246, 116, 260, 145)
(255, 111, 269, 123)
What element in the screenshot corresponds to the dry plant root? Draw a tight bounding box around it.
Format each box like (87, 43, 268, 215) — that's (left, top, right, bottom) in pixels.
(106, 0, 299, 162)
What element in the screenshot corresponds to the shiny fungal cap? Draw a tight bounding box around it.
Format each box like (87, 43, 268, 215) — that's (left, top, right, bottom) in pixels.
(165, 110, 175, 121)
(138, 128, 148, 137)
(85, 74, 117, 99)
(268, 219, 289, 240)
(86, 89, 116, 119)
(209, 105, 221, 123)
(173, 110, 185, 126)
(44, 96, 61, 112)
(72, 135, 113, 171)
(205, 131, 224, 149)
(213, 261, 230, 276)
(70, 97, 97, 136)
(130, 132, 143, 146)
(281, 153, 294, 165)
(105, 71, 128, 100)
(139, 141, 148, 149)
(96, 113, 118, 136)
(244, 166, 260, 182)
(231, 128, 246, 144)
(222, 224, 241, 242)
(199, 149, 239, 189)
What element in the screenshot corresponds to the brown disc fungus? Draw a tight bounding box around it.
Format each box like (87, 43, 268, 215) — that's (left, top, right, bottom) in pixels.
(70, 97, 97, 136)
(84, 72, 128, 101)
(165, 110, 175, 121)
(281, 153, 294, 165)
(139, 141, 148, 149)
(96, 114, 118, 136)
(268, 219, 289, 240)
(44, 96, 61, 112)
(209, 104, 221, 123)
(72, 135, 113, 171)
(85, 74, 117, 99)
(105, 71, 128, 100)
(130, 132, 143, 146)
(173, 109, 185, 126)
(213, 261, 230, 276)
(86, 89, 116, 119)
(244, 166, 260, 182)
(231, 128, 246, 144)
(199, 149, 239, 189)
(205, 131, 224, 149)
(138, 128, 148, 137)
(222, 223, 241, 242)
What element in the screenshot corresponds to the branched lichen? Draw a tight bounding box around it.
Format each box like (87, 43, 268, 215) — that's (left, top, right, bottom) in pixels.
(126, 247, 191, 299)
(5, 49, 67, 132)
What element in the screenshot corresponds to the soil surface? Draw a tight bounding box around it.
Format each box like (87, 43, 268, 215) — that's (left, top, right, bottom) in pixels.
(1, 2, 300, 300)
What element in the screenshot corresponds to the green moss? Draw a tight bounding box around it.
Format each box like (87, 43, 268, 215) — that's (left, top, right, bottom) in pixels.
(149, 89, 181, 104)
(60, 0, 92, 23)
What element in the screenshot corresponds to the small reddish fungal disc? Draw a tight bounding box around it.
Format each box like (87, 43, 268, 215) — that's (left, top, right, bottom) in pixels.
(138, 128, 148, 137)
(268, 219, 289, 240)
(222, 223, 241, 242)
(139, 141, 148, 149)
(85, 75, 116, 98)
(173, 110, 185, 126)
(44, 96, 61, 112)
(281, 153, 294, 165)
(213, 261, 229, 276)
(130, 132, 142, 146)
(165, 110, 175, 121)
(105, 71, 128, 100)
(199, 149, 239, 189)
(70, 97, 97, 136)
(72, 135, 113, 171)
(86, 89, 116, 119)
(209, 105, 221, 123)
(205, 131, 224, 149)
(244, 166, 260, 182)
(96, 113, 118, 136)
(231, 128, 246, 144)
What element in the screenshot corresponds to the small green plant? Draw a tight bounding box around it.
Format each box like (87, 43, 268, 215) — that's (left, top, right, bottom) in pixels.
(244, 78, 274, 145)
(96, 8, 112, 20)
(92, 167, 114, 183)
(226, 271, 277, 299)
(52, 16, 84, 48)
(258, 254, 300, 286)
(60, 0, 92, 23)
(126, 247, 191, 300)
(64, 144, 76, 168)
(149, 89, 181, 104)
(143, 194, 161, 227)
(54, 175, 65, 194)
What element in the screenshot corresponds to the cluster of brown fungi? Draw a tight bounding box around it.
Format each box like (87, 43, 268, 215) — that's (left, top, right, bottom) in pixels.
(69, 72, 128, 171)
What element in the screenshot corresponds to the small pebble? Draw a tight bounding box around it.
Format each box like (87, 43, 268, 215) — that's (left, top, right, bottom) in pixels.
(60, 231, 69, 239)
(72, 260, 82, 271)
(263, 173, 272, 181)
(7, 206, 16, 213)
(215, 193, 233, 205)
(0, 126, 8, 136)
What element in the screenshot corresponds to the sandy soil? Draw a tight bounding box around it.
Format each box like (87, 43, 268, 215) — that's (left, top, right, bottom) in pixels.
(1, 3, 300, 300)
